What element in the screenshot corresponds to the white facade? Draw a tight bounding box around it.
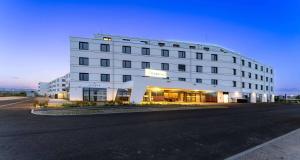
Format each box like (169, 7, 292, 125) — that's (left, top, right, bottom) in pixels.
(69, 34, 275, 103)
(37, 82, 49, 96)
(38, 73, 70, 98)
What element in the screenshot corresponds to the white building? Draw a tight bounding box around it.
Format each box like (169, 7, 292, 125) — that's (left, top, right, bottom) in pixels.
(66, 34, 274, 104)
(38, 73, 70, 99)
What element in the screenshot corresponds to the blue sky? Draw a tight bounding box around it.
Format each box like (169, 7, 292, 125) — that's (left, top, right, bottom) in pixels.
(0, 0, 299, 94)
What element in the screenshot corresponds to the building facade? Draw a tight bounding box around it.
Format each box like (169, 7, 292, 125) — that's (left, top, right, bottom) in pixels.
(68, 34, 274, 104)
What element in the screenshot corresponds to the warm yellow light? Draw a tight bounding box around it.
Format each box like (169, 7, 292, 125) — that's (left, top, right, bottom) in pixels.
(145, 69, 167, 78)
(151, 87, 162, 92)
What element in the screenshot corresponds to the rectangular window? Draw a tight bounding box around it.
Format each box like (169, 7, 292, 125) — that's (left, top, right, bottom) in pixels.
(261, 75, 263, 81)
(211, 79, 218, 85)
(161, 63, 169, 70)
(196, 78, 202, 83)
(196, 66, 203, 73)
(178, 51, 186, 58)
(122, 60, 131, 68)
(189, 46, 196, 49)
(248, 62, 252, 68)
(123, 75, 132, 82)
(122, 46, 131, 54)
(266, 68, 269, 73)
(178, 77, 186, 81)
(261, 85, 263, 90)
(233, 69, 237, 75)
(271, 69, 273, 74)
(266, 86, 269, 91)
(101, 74, 110, 82)
(161, 49, 169, 57)
(266, 77, 269, 82)
(173, 44, 180, 47)
(242, 71, 245, 77)
(233, 81, 237, 87)
(233, 56, 236, 63)
(203, 47, 210, 51)
(178, 64, 186, 72)
(141, 47, 150, 55)
(141, 61, 150, 69)
(255, 64, 258, 69)
(211, 54, 218, 61)
(100, 44, 110, 52)
(271, 78, 273, 83)
(241, 59, 245, 66)
(79, 57, 89, 65)
(158, 43, 165, 47)
(242, 82, 245, 88)
(79, 73, 89, 81)
(249, 83, 252, 89)
(196, 52, 203, 60)
(248, 72, 252, 78)
(255, 84, 258, 90)
(79, 42, 89, 50)
(100, 59, 110, 67)
(211, 67, 218, 74)
(255, 74, 258, 80)
(261, 66, 264, 71)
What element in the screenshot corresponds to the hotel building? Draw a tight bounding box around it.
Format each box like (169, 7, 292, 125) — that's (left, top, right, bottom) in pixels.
(66, 34, 275, 104)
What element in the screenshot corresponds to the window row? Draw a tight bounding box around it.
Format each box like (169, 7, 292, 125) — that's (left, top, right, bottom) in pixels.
(240, 70, 273, 82)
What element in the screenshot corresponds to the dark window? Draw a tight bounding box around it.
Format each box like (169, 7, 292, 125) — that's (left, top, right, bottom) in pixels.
(242, 71, 245, 77)
(141, 62, 150, 69)
(266, 86, 269, 91)
(261, 66, 264, 71)
(203, 47, 210, 51)
(79, 42, 89, 50)
(261, 75, 263, 81)
(161, 63, 169, 70)
(178, 77, 186, 81)
(79, 57, 89, 65)
(241, 59, 245, 66)
(233, 69, 237, 75)
(249, 83, 252, 89)
(173, 44, 180, 47)
(196, 66, 203, 73)
(100, 44, 110, 52)
(161, 49, 169, 57)
(271, 69, 273, 74)
(271, 86, 273, 91)
(266, 68, 269, 73)
(261, 85, 263, 90)
(255, 64, 258, 69)
(211, 79, 218, 85)
(196, 52, 203, 60)
(248, 72, 252, 78)
(141, 47, 150, 55)
(233, 81, 237, 87)
(189, 46, 196, 49)
(100, 59, 110, 67)
(211, 54, 218, 61)
(233, 56, 236, 63)
(123, 75, 132, 82)
(266, 77, 269, 82)
(255, 84, 258, 90)
(248, 62, 252, 68)
(178, 64, 186, 72)
(271, 78, 273, 83)
(122, 46, 131, 54)
(196, 78, 202, 83)
(211, 67, 218, 74)
(122, 60, 131, 68)
(101, 74, 110, 82)
(79, 73, 89, 81)
(255, 74, 258, 79)
(178, 51, 186, 58)
(242, 82, 245, 88)
(158, 43, 165, 47)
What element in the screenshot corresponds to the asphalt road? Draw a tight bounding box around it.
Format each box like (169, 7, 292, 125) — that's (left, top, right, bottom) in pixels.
(1, 99, 300, 160)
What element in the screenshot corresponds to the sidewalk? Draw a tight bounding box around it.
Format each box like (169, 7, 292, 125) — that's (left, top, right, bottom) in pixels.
(31, 105, 227, 116)
(226, 128, 300, 160)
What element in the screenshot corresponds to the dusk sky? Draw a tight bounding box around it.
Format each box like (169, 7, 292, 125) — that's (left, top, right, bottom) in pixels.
(0, 0, 299, 94)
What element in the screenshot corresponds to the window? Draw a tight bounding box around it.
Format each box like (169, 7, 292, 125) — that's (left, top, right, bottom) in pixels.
(261, 75, 263, 81)
(211, 79, 218, 85)
(79, 42, 89, 50)
(122, 39, 130, 41)
(255, 84, 258, 90)
(196, 52, 203, 60)
(161, 63, 169, 70)
(266, 86, 269, 91)
(100, 59, 110, 67)
(196, 66, 203, 73)
(255, 74, 258, 80)
(242, 71, 245, 77)
(242, 82, 245, 88)
(248, 72, 252, 78)
(178, 64, 186, 72)
(271, 69, 273, 74)
(178, 77, 186, 81)
(266, 77, 269, 82)
(196, 78, 202, 83)
(158, 43, 165, 47)
(141, 62, 150, 69)
(79, 73, 89, 81)
(233, 69, 237, 75)
(173, 44, 180, 47)
(178, 51, 186, 58)
(62, 84, 66, 87)
(141, 47, 150, 55)
(79, 57, 89, 65)
(233, 81, 237, 87)
(266, 68, 269, 73)
(103, 37, 112, 41)
(271, 86, 273, 92)
(249, 83, 252, 89)
(189, 46, 196, 49)
(233, 56, 236, 63)
(140, 41, 148, 44)
(123, 75, 132, 82)
(101, 74, 110, 82)
(255, 64, 258, 69)
(122, 46, 131, 54)
(203, 47, 210, 51)
(271, 78, 273, 83)
(100, 44, 110, 52)
(248, 62, 252, 68)
(241, 59, 245, 66)
(261, 85, 263, 90)
(211, 54, 218, 61)
(161, 49, 169, 57)
(211, 67, 218, 74)
(261, 66, 264, 71)
(122, 60, 131, 68)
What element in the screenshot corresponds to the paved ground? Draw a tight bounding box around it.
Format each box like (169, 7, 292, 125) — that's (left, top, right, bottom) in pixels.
(1, 99, 300, 160)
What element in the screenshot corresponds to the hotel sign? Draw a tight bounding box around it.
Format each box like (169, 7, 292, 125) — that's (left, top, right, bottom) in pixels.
(145, 69, 167, 78)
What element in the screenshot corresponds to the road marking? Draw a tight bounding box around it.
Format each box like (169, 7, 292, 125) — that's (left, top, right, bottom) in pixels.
(0, 99, 32, 108)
